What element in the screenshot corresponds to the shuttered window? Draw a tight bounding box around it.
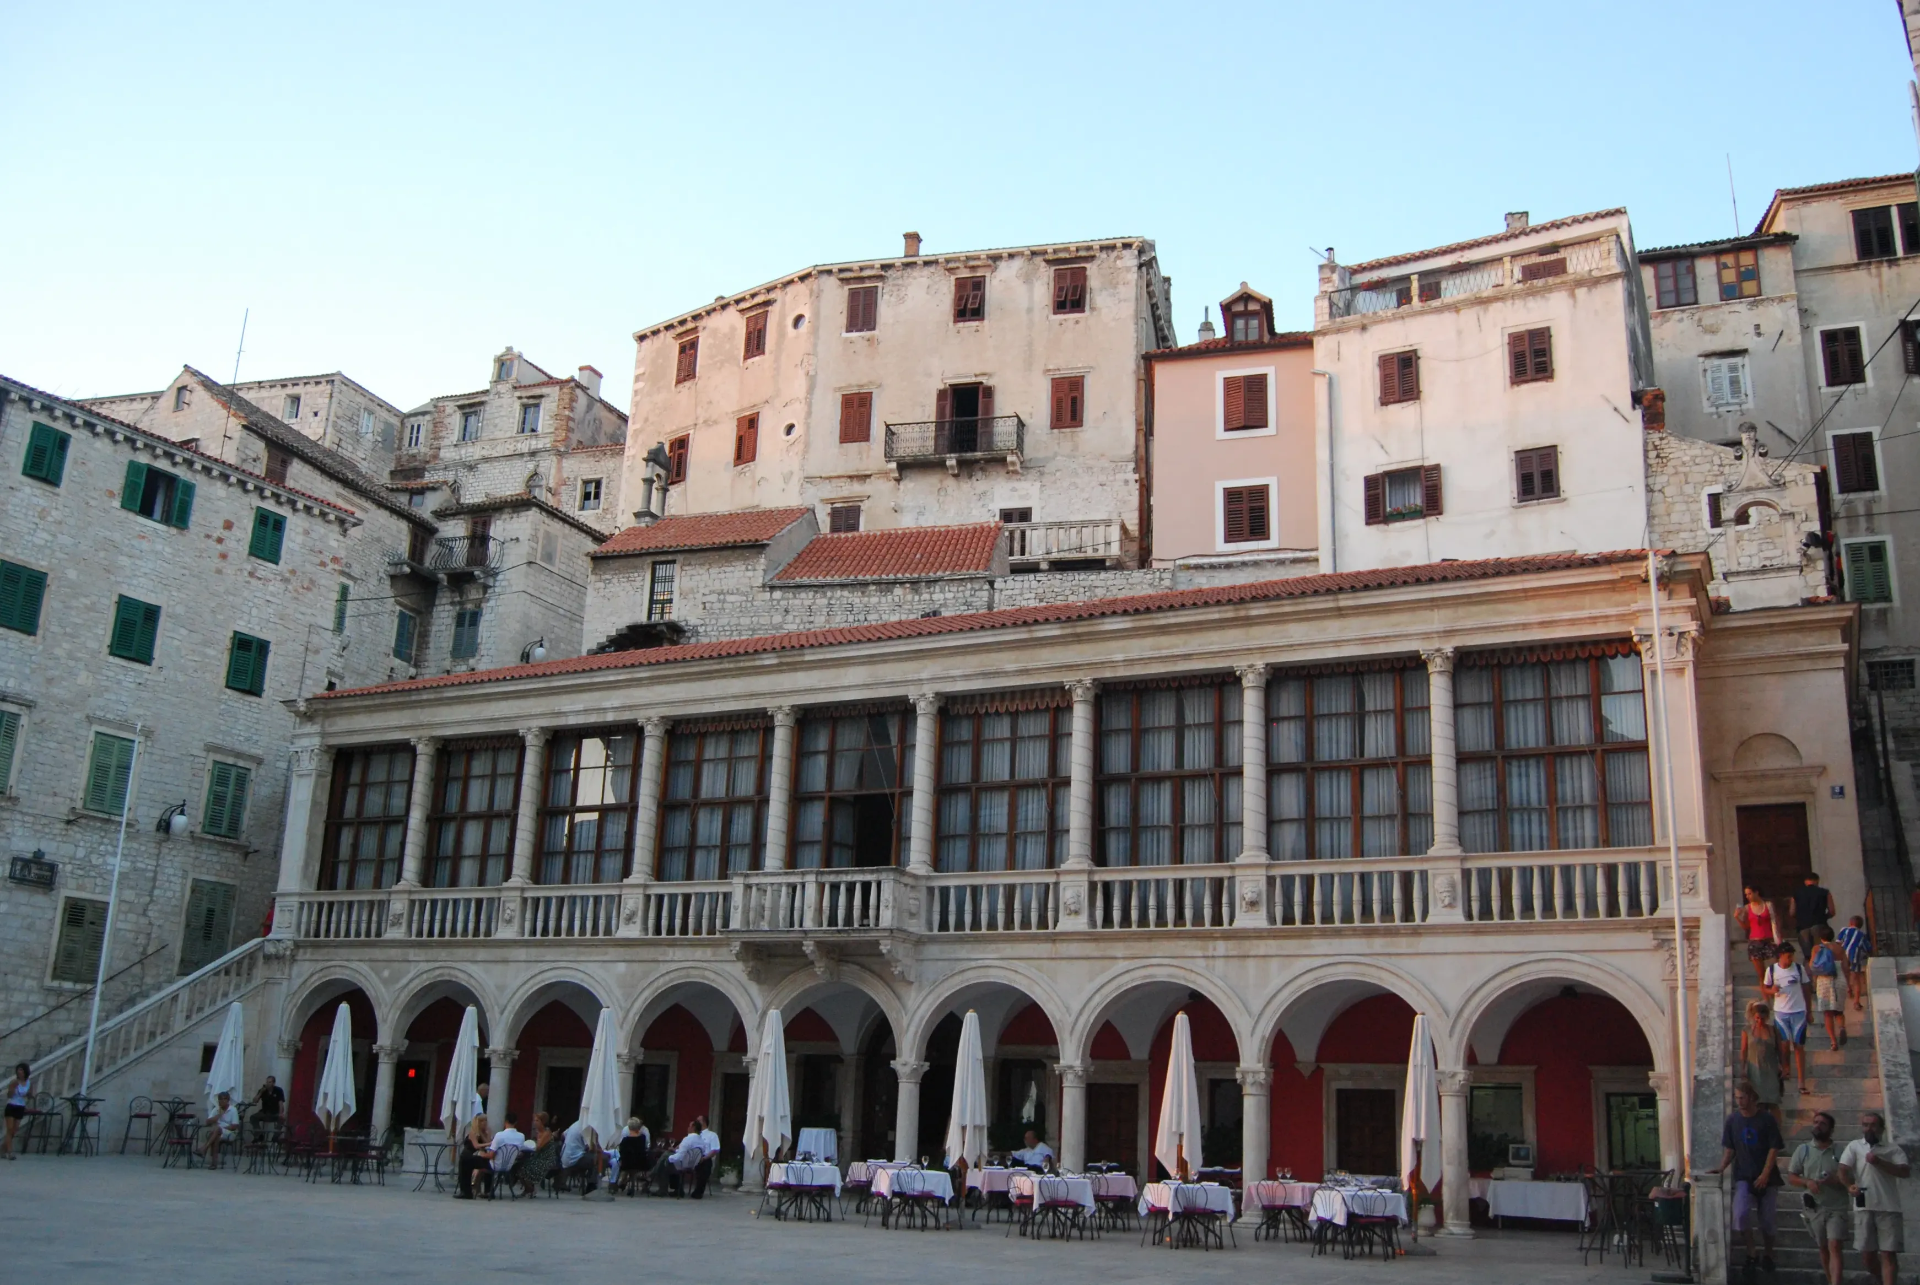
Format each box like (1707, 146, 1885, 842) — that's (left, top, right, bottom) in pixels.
(846, 285, 879, 333)
(451, 608, 481, 660)
(1222, 373, 1270, 429)
(666, 434, 689, 483)
(1903, 320, 1920, 376)
(1377, 352, 1419, 405)
(0, 560, 48, 635)
(51, 896, 109, 984)
(121, 461, 195, 528)
(674, 336, 699, 384)
(265, 447, 292, 484)
(1703, 355, 1750, 409)
(1519, 257, 1567, 282)
(1821, 327, 1866, 387)
(1854, 206, 1898, 260)
(225, 632, 270, 695)
(202, 761, 252, 839)
(1706, 491, 1725, 530)
(1846, 540, 1894, 604)
(953, 275, 985, 322)
(1653, 260, 1698, 309)
(1508, 329, 1554, 384)
(249, 507, 286, 563)
(22, 422, 69, 486)
(828, 504, 861, 533)
(733, 413, 759, 466)
(1050, 376, 1085, 429)
(177, 879, 236, 975)
(1222, 484, 1273, 544)
(333, 583, 350, 634)
(392, 609, 418, 663)
(1515, 447, 1560, 501)
(108, 595, 161, 664)
(83, 731, 137, 815)
(1052, 266, 1087, 315)
(0, 709, 19, 794)
(742, 309, 768, 360)
(1832, 431, 1881, 494)
(1364, 465, 1443, 523)
(839, 391, 873, 443)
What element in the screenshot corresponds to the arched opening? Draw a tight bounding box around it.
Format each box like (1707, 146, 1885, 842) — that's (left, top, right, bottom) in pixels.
(762, 978, 901, 1164)
(505, 981, 605, 1131)
(1083, 982, 1241, 1180)
(394, 997, 490, 1132)
(631, 981, 750, 1163)
(908, 980, 1061, 1161)
(286, 984, 378, 1131)
(1269, 991, 1417, 1180)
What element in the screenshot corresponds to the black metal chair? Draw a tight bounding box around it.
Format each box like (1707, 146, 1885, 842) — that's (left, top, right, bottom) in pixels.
(120, 1096, 156, 1155)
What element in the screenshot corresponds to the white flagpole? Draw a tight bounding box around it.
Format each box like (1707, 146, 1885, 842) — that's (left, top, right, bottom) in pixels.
(80, 725, 142, 1099)
(1647, 553, 1692, 1177)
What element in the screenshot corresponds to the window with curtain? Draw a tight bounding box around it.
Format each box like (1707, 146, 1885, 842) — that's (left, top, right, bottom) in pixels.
(1268, 665, 1432, 860)
(658, 720, 768, 880)
(1097, 680, 1242, 866)
(793, 708, 913, 868)
(1456, 650, 1652, 853)
(538, 730, 641, 884)
(936, 696, 1071, 872)
(427, 739, 523, 887)
(320, 745, 414, 890)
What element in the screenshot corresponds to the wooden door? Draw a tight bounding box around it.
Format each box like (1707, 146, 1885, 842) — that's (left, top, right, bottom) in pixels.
(1735, 803, 1812, 898)
(1335, 1088, 1397, 1175)
(543, 1064, 584, 1129)
(1086, 1082, 1138, 1174)
(719, 1072, 749, 1165)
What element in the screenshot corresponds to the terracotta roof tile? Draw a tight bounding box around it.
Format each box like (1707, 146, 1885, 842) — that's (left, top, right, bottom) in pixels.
(1347, 209, 1626, 273)
(591, 507, 811, 557)
(317, 550, 1652, 701)
(1755, 174, 1914, 235)
(773, 522, 1003, 582)
(1146, 332, 1314, 360)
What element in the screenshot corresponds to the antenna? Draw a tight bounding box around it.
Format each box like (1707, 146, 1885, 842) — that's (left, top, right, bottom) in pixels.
(230, 308, 249, 384)
(1726, 154, 1741, 236)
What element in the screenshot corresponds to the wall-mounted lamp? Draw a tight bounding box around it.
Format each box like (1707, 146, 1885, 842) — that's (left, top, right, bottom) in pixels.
(155, 801, 189, 838)
(520, 638, 548, 664)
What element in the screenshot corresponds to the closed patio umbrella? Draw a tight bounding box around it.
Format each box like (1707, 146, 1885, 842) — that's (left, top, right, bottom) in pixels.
(742, 1008, 791, 1166)
(1402, 1013, 1442, 1235)
(439, 1004, 481, 1161)
(943, 1010, 988, 1173)
(1152, 1011, 1203, 1181)
(313, 1002, 357, 1147)
(204, 1001, 245, 1116)
(578, 1008, 622, 1155)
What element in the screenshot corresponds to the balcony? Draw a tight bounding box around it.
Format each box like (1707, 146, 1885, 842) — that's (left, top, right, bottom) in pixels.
(1323, 235, 1625, 322)
(1004, 518, 1124, 570)
(884, 415, 1025, 475)
(386, 535, 503, 580)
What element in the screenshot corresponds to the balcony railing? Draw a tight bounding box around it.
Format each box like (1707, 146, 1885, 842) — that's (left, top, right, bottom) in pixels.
(884, 415, 1024, 466)
(1004, 519, 1124, 568)
(1324, 235, 1625, 321)
(387, 535, 503, 576)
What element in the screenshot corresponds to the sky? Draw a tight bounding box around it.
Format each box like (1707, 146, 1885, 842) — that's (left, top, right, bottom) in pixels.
(3, 1, 1916, 412)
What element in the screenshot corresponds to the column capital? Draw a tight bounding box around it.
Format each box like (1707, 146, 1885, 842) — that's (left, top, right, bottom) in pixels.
(519, 725, 551, 747)
(290, 743, 332, 774)
(1067, 678, 1099, 702)
(486, 1046, 519, 1065)
(616, 1052, 638, 1072)
(913, 691, 941, 717)
(1437, 1068, 1471, 1095)
(1235, 663, 1269, 686)
(411, 733, 440, 753)
(1421, 647, 1456, 675)
(1236, 1065, 1272, 1092)
(373, 1042, 403, 1063)
(891, 1059, 929, 1084)
(1646, 1071, 1673, 1096)
(770, 705, 798, 728)
(277, 1038, 302, 1059)
(1053, 1062, 1088, 1088)
(643, 716, 670, 738)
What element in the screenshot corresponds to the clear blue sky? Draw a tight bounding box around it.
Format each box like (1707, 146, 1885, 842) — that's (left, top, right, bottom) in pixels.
(4, 1, 1915, 412)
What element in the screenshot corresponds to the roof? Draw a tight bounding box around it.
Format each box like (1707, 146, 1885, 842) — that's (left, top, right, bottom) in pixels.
(316, 550, 1652, 701)
(1347, 209, 1627, 274)
(1147, 331, 1313, 361)
(1636, 232, 1797, 260)
(1756, 174, 1916, 235)
(773, 522, 1003, 583)
(590, 507, 812, 558)
(431, 492, 610, 542)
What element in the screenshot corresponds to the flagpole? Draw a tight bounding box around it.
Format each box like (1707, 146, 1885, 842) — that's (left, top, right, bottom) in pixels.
(80, 725, 142, 1099)
(1647, 552, 1693, 1179)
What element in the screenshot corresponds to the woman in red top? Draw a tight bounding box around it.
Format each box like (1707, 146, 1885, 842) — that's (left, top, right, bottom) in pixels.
(1735, 885, 1779, 986)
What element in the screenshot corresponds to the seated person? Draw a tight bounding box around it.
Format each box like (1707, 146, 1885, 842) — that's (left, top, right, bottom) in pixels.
(558, 1119, 602, 1196)
(515, 1118, 561, 1196)
(485, 1112, 529, 1191)
(647, 1119, 708, 1196)
(251, 1076, 285, 1124)
(456, 1112, 495, 1198)
(199, 1091, 240, 1167)
(693, 1116, 719, 1198)
(1010, 1130, 1055, 1169)
(615, 1118, 652, 1192)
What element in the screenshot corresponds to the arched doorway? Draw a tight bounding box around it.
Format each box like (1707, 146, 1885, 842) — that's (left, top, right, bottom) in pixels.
(286, 983, 378, 1131)
(630, 980, 752, 1162)
(504, 980, 607, 1131)
(390, 977, 490, 1132)
(1079, 978, 1246, 1180)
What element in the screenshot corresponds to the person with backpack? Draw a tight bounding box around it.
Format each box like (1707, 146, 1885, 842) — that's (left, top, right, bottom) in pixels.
(1766, 942, 1813, 1095)
(1808, 926, 1851, 1051)
(1837, 916, 1871, 1013)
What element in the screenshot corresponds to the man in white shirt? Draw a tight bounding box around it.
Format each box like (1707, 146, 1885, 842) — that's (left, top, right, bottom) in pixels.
(647, 1120, 708, 1196)
(1765, 943, 1812, 1095)
(1840, 1112, 1912, 1285)
(559, 1118, 602, 1196)
(458, 1111, 527, 1198)
(1011, 1130, 1055, 1168)
(199, 1091, 239, 1169)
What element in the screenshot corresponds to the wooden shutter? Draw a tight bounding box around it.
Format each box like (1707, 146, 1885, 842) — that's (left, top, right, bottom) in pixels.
(1706, 491, 1723, 529)
(847, 286, 878, 332)
(1223, 375, 1247, 429)
(734, 414, 758, 466)
(935, 386, 953, 424)
(121, 460, 148, 512)
(1240, 373, 1269, 428)
(168, 476, 195, 528)
(1363, 473, 1386, 525)
(250, 508, 286, 562)
(954, 276, 984, 321)
(1833, 433, 1880, 493)
(1516, 449, 1538, 500)
(85, 733, 135, 814)
(265, 447, 291, 485)
(1421, 464, 1444, 517)
(1223, 487, 1250, 542)
(1054, 267, 1086, 313)
(1822, 329, 1865, 386)
(839, 392, 872, 443)
(1051, 376, 1084, 429)
(1535, 445, 1559, 498)
(53, 897, 108, 984)
(179, 879, 236, 974)
(1246, 485, 1271, 540)
(829, 504, 861, 533)
(1379, 353, 1417, 404)
(667, 435, 689, 483)
(1509, 329, 1552, 383)
(0, 561, 47, 635)
(111, 596, 160, 664)
(1519, 257, 1567, 281)
(24, 423, 68, 485)
(1848, 541, 1892, 603)
(203, 763, 251, 838)
(1903, 321, 1920, 376)
(334, 583, 349, 633)
(979, 385, 994, 424)
(742, 311, 767, 359)
(226, 633, 268, 695)
(675, 337, 698, 383)
(0, 710, 17, 794)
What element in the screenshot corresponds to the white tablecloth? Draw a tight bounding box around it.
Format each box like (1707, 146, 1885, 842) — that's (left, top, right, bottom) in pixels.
(872, 1166, 954, 1203)
(1311, 1187, 1410, 1227)
(1485, 1179, 1587, 1223)
(845, 1160, 903, 1186)
(1009, 1172, 1096, 1211)
(796, 1128, 838, 1163)
(769, 1161, 842, 1195)
(967, 1166, 1014, 1194)
(1087, 1173, 1139, 1202)
(1139, 1182, 1235, 1218)
(1247, 1180, 1318, 1210)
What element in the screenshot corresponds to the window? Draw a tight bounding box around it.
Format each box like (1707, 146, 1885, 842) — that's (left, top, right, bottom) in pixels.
(578, 477, 602, 511)
(225, 632, 270, 695)
(1221, 372, 1271, 429)
(1418, 280, 1442, 303)
(173, 387, 191, 412)
(733, 413, 759, 466)
(108, 595, 161, 664)
(359, 408, 376, 436)
(120, 462, 194, 528)
(0, 560, 47, 635)
(1868, 659, 1916, 691)
(1457, 651, 1653, 855)
(0, 708, 18, 794)
(1653, 260, 1698, 309)
(1377, 352, 1419, 405)
(249, 507, 286, 563)
(1903, 202, 1920, 255)
(1268, 665, 1432, 860)
(201, 762, 252, 839)
(83, 731, 137, 815)
(538, 730, 641, 884)
(659, 721, 770, 879)
(794, 709, 912, 868)
(666, 435, 689, 484)
(458, 409, 483, 441)
(320, 745, 414, 889)
(1097, 680, 1242, 866)
(333, 583, 349, 634)
(1508, 328, 1553, 384)
(451, 608, 481, 660)
(23, 422, 69, 486)
(1832, 431, 1882, 494)
(937, 697, 1071, 871)
(1821, 327, 1866, 387)
(1515, 447, 1560, 501)
(283, 395, 301, 420)
(999, 507, 1033, 524)
(646, 560, 676, 621)
(839, 391, 873, 444)
(265, 447, 291, 485)
(1903, 320, 1920, 375)
(1229, 308, 1266, 342)
(953, 275, 985, 322)
(497, 358, 516, 381)
(409, 491, 427, 510)
(51, 896, 108, 984)
(742, 309, 768, 360)
(178, 878, 236, 974)
(518, 402, 542, 434)
(828, 504, 861, 533)
(1364, 465, 1443, 524)
(1716, 249, 1761, 300)
(406, 419, 425, 449)
(1705, 489, 1725, 530)
(1050, 376, 1085, 429)
(1052, 267, 1087, 315)
(1221, 484, 1272, 544)
(392, 609, 419, 663)
(1703, 355, 1751, 410)
(845, 285, 879, 333)
(1845, 539, 1894, 604)
(428, 739, 523, 887)
(1855, 206, 1898, 260)
(1519, 257, 1567, 282)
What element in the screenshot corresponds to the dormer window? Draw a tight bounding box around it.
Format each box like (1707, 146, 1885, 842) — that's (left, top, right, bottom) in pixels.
(1217, 284, 1273, 343)
(1228, 309, 1266, 342)
(497, 358, 515, 382)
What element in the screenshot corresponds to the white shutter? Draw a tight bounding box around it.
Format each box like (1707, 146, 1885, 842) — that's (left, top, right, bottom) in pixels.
(1725, 357, 1747, 405)
(1705, 361, 1728, 407)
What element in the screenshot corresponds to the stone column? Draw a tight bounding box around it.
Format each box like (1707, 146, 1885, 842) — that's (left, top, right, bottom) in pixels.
(1235, 665, 1270, 927)
(1422, 649, 1466, 924)
(627, 718, 670, 883)
(274, 1038, 299, 1093)
(1437, 1069, 1473, 1237)
(739, 1055, 767, 1190)
(275, 743, 331, 903)
(617, 1052, 638, 1124)
(506, 727, 549, 885)
(838, 1053, 863, 1163)
(486, 1047, 517, 1124)
(1647, 1071, 1678, 1177)
(891, 1060, 928, 1162)
(1065, 681, 1098, 869)
(763, 707, 798, 871)
(370, 1043, 402, 1140)
(1057, 1063, 1088, 1173)
(908, 693, 939, 874)
(1238, 1066, 1272, 1183)
(396, 735, 439, 888)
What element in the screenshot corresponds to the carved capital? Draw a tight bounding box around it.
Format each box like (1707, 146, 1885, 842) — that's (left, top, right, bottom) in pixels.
(277, 1038, 302, 1060)
(913, 692, 941, 718)
(1054, 1063, 1088, 1089)
(1646, 1072, 1673, 1097)
(1421, 647, 1456, 675)
(643, 716, 670, 739)
(411, 734, 440, 754)
(1235, 663, 1269, 687)
(1067, 679, 1099, 703)
(891, 1059, 930, 1084)
(486, 1047, 519, 1066)
(519, 725, 550, 748)
(373, 1043, 403, 1063)
(1236, 1066, 1272, 1092)
(770, 705, 798, 729)
(1437, 1069, 1471, 1096)
(289, 744, 329, 774)
(616, 1052, 638, 1072)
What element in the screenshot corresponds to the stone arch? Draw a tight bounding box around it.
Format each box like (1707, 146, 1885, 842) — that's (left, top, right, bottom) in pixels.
(1732, 732, 1803, 771)
(390, 965, 500, 1045)
(1251, 958, 1450, 1068)
(1442, 954, 1672, 1074)
(281, 963, 390, 1046)
(622, 964, 760, 1057)
(760, 963, 908, 1059)
(899, 962, 1072, 1063)
(1065, 961, 1255, 1066)
(498, 966, 616, 1045)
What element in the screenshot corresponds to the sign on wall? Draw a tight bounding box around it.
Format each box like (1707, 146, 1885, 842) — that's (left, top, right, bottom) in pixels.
(9, 853, 58, 890)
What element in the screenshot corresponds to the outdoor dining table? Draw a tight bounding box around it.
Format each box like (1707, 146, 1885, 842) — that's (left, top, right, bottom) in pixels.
(871, 1165, 955, 1229)
(1310, 1185, 1410, 1227)
(795, 1128, 839, 1164)
(1482, 1178, 1588, 1226)
(157, 1099, 199, 1169)
(1245, 1180, 1318, 1240)
(766, 1161, 841, 1222)
(411, 1141, 450, 1192)
(1139, 1182, 1237, 1249)
(57, 1094, 104, 1156)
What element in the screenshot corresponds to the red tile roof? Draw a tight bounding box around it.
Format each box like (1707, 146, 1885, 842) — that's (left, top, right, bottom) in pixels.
(1347, 209, 1626, 273)
(591, 507, 811, 557)
(773, 522, 1003, 582)
(1756, 174, 1914, 234)
(316, 550, 1651, 701)
(1146, 332, 1314, 360)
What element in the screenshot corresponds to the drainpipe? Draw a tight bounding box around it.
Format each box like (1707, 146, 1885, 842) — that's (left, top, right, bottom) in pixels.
(1311, 370, 1336, 573)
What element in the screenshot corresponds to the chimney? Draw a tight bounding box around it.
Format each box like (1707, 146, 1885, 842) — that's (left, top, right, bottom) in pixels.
(903, 231, 922, 258)
(1505, 211, 1530, 232)
(1196, 307, 1216, 342)
(576, 365, 602, 397)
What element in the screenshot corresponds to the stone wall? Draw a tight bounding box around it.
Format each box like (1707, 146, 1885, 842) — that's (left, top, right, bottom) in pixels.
(1644, 426, 1826, 610)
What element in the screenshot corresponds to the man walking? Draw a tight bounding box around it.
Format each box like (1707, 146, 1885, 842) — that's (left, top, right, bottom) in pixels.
(1786, 1111, 1849, 1285)
(1794, 871, 1836, 957)
(1709, 1080, 1785, 1275)
(1840, 1111, 1911, 1285)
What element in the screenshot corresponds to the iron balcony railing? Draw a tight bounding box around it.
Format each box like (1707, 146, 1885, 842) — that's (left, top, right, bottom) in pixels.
(884, 415, 1024, 464)
(387, 535, 503, 575)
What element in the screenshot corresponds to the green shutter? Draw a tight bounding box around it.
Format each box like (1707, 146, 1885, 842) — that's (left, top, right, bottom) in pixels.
(226, 632, 269, 695)
(109, 595, 159, 664)
(84, 732, 136, 814)
(121, 460, 148, 512)
(0, 561, 48, 635)
(178, 879, 237, 975)
(249, 508, 286, 563)
(0, 710, 18, 794)
(52, 897, 109, 984)
(333, 583, 349, 634)
(23, 422, 69, 486)
(1848, 542, 1893, 604)
(168, 476, 195, 529)
(203, 762, 251, 838)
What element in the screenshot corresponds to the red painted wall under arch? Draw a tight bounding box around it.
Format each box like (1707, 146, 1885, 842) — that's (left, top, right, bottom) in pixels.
(287, 988, 378, 1129)
(507, 1002, 593, 1124)
(643, 1004, 718, 1133)
(1497, 993, 1652, 1175)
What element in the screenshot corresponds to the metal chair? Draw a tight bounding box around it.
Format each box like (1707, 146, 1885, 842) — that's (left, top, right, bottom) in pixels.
(120, 1096, 156, 1155)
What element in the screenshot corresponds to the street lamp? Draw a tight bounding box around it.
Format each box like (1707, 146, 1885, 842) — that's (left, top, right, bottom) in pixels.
(520, 638, 548, 664)
(155, 801, 189, 838)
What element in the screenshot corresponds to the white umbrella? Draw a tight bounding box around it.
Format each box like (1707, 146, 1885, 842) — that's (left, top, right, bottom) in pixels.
(943, 1010, 988, 1170)
(742, 1008, 791, 1164)
(1401, 1013, 1442, 1224)
(313, 1002, 357, 1139)
(440, 1004, 481, 1136)
(204, 1001, 245, 1115)
(578, 1008, 623, 1152)
(1153, 1011, 1204, 1181)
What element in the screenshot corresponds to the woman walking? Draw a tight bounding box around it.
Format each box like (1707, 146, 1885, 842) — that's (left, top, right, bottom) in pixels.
(1739, 1003, 1784, 1121)
(3, 1063, 29, 1159)
(1735, 886, 1780, 986)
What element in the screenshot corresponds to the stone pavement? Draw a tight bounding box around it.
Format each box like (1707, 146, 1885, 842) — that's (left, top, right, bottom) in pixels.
(5, 1156, 1635, 1284)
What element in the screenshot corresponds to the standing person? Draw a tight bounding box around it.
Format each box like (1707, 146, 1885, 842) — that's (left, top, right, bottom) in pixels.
(1737, 886, 1781, 986)
(1786, 1112, 1850, 1285)
(1740, 1002, 1785, 1120)
(252, 1075, 285, 1122)
(1794, 871, 1837, 957)
(1765, 943, 1813, 1095)
(1808, 927, 1850, 1051)
(1840, 1111, 1912, 1285)
(1708, 1081, 1785, 1275)
(1837, 916, 1871, 1013)
(2, 1063, 28, 1160)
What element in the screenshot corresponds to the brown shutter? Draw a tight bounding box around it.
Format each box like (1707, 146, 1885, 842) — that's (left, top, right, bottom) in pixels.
(1377, 354, 1398, 404)
(1832, 433, 1860, 492)
(734, 414, 758, 465)
(1242, 373, 1269, 428)
(1363, 473, 1386, 525)
(1530, 329, 1553, 380)
(1509, 332, 1531, 383)
(935, 386, 952, 424)
(1421, 464, 1444, 516)
(1398, 353, 1419, 402)
(1515, 449, 1537, 499)
(1706, 491, 1723, 528)
(979, 385, 994, 423)
(1537, 445, 1559, 498)
(1223, 375, 1246, 428)
(1050, 377, 1083, 429)
(839, 392, 871, 444)
(1223, 487, 1249, 542)
(667, 435, 689, 483)
(1246, 484, 1271, 541)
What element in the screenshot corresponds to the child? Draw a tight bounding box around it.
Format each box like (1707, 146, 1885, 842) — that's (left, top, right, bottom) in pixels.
(1764, 942, 1812, 1095)
(1836, 915, 1870, 1013)
(1739, 1001, 1784, 1119)
(1807, 926, 1848, 1051)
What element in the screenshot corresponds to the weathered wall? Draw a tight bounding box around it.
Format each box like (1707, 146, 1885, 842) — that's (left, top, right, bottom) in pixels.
(1644, 427, 1826, 611)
